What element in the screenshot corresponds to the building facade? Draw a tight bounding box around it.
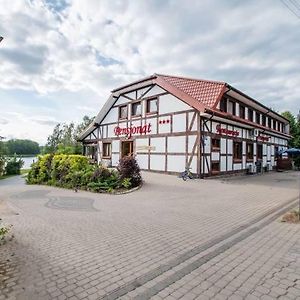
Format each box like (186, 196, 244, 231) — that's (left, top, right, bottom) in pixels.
(79, 74, 290, 177)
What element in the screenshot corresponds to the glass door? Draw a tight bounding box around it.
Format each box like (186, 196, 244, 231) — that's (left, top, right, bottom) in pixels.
(121, 141, 133, 157)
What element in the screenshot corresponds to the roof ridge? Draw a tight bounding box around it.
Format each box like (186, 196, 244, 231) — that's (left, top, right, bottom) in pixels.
(155, 73, 226, 85)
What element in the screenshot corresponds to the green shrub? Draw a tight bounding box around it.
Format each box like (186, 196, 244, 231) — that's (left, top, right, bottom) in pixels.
(50, 154, 90, 187)
(121, 177, 132, 189)
(0, 157, 5, 176)
(5, 156, 24, 175)
(117, 156, 142, 187)
(27, 154, 142, 193)
(27, 154, 53, 184)
(91, 166, 112, 182)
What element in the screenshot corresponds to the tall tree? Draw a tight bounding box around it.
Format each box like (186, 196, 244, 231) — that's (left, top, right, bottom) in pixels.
(5, 139, 40, 155)
(281, 111, 300, 148)
(44, 115, 95, 154)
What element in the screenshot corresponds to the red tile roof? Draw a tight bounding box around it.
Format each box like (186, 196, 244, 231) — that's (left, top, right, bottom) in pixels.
(156, 74, 226, 108)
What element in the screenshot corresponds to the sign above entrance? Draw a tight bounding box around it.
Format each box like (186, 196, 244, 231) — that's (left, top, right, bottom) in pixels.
(257, 135, 270, 142)
(216, 125, 239, 137)
(114, 123, 151, 138)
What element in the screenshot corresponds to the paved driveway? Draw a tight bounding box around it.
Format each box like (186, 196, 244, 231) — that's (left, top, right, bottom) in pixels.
(0, 171, 300, 300)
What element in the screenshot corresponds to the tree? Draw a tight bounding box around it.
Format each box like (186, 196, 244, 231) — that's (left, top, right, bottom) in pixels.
(0, 139, 8, 156)
(281, 111, 300, 148)
(43, 115, 95, 154)
(0, 138, 7, 176)
(5, 139, 40, 155)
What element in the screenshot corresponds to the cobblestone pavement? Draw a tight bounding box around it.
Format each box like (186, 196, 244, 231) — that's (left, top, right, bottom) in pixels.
(0, 171, 299, 300)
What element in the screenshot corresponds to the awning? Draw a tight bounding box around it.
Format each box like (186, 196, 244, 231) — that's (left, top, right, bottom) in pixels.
(278, 148, 300, 155)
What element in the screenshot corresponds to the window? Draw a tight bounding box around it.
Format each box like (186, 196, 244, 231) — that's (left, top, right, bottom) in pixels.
(262, 115, 266, 127)
(212, 162, 220, 173)
(257, 144, 263, 160)
(146, 98, 158, 114)
(239, 105, 245, 119)
(246, 143, 254, 160)
(273, 120, 277, 130)
(119, 105, 127, 119)
(212, 138, 220, 151)
(268, 117, 272, 128)
(102, 143, 111, 158)
(248, 109, 253, 122)
(256, 112, 261, 125)
(228, 101, 236, 115)
(131, 101, 141, 116)
(233, 141, 242, 160)
(220, 98, 227, 112)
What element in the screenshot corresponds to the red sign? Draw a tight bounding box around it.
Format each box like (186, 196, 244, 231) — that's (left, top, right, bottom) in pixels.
(257, 135, 270, 141)
(114, 123, 151, 138)
(216, 125, 239, 137)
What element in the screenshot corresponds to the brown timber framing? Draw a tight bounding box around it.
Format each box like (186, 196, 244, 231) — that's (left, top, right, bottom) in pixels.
(90, 107, 200, 175)
(186, 111, 198, 170)
(198, 115, 287, 176)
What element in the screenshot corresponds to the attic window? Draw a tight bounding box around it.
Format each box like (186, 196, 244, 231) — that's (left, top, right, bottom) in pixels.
(132, 101, 141, 116)
(219, 98, 227, 112)
(146, 98, 158, 114)
(119, 105, 127, 119)
(239, 105, 245, 119)
(248, 109, 253, 122)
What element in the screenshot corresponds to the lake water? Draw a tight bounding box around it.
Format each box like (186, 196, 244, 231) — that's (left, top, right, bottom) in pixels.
(4, 156, 38, 169)
(21, 156, 37, 169)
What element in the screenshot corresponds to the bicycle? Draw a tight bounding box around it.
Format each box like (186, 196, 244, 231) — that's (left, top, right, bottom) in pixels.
(179, 167, 195, 181)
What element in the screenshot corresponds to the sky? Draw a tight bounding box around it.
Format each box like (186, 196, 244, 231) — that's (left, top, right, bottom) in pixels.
(0, 0, 299, 145)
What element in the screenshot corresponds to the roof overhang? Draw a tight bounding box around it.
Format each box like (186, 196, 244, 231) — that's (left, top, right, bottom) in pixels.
(225, 86, 289, 124)
(203, 108, 291, 139)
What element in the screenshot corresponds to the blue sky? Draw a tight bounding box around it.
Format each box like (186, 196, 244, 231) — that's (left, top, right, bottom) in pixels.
(0, 0, 299, 144)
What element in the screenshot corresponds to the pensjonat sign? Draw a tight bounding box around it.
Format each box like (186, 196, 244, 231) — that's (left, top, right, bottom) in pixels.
(216, 125, 239, 137)
(114, 123, 152, 138)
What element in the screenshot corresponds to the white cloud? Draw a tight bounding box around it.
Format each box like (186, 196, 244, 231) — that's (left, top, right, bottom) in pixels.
(0, 0, 299, 144)
(0, 118, 9, 125)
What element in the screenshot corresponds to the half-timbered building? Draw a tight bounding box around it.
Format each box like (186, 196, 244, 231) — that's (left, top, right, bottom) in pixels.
(78, 74, 290, 177)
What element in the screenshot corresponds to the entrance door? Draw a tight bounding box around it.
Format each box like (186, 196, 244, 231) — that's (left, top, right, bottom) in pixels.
(121, 141, 133, 157)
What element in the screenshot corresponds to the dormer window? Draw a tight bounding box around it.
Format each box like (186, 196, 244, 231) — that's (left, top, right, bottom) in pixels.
(248, 109, 253, 122)
(146, 98, 158, 114)
(256, 112, 261, 125)
(228, 101, 236, 115)
(239, 105, 245, 119)
(262, 115, 266, 127)
(131, 101, 141, 117)
(119, 105, 128, 119)
(268, 117, 272, 128)
(220, 98, 227, 112)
